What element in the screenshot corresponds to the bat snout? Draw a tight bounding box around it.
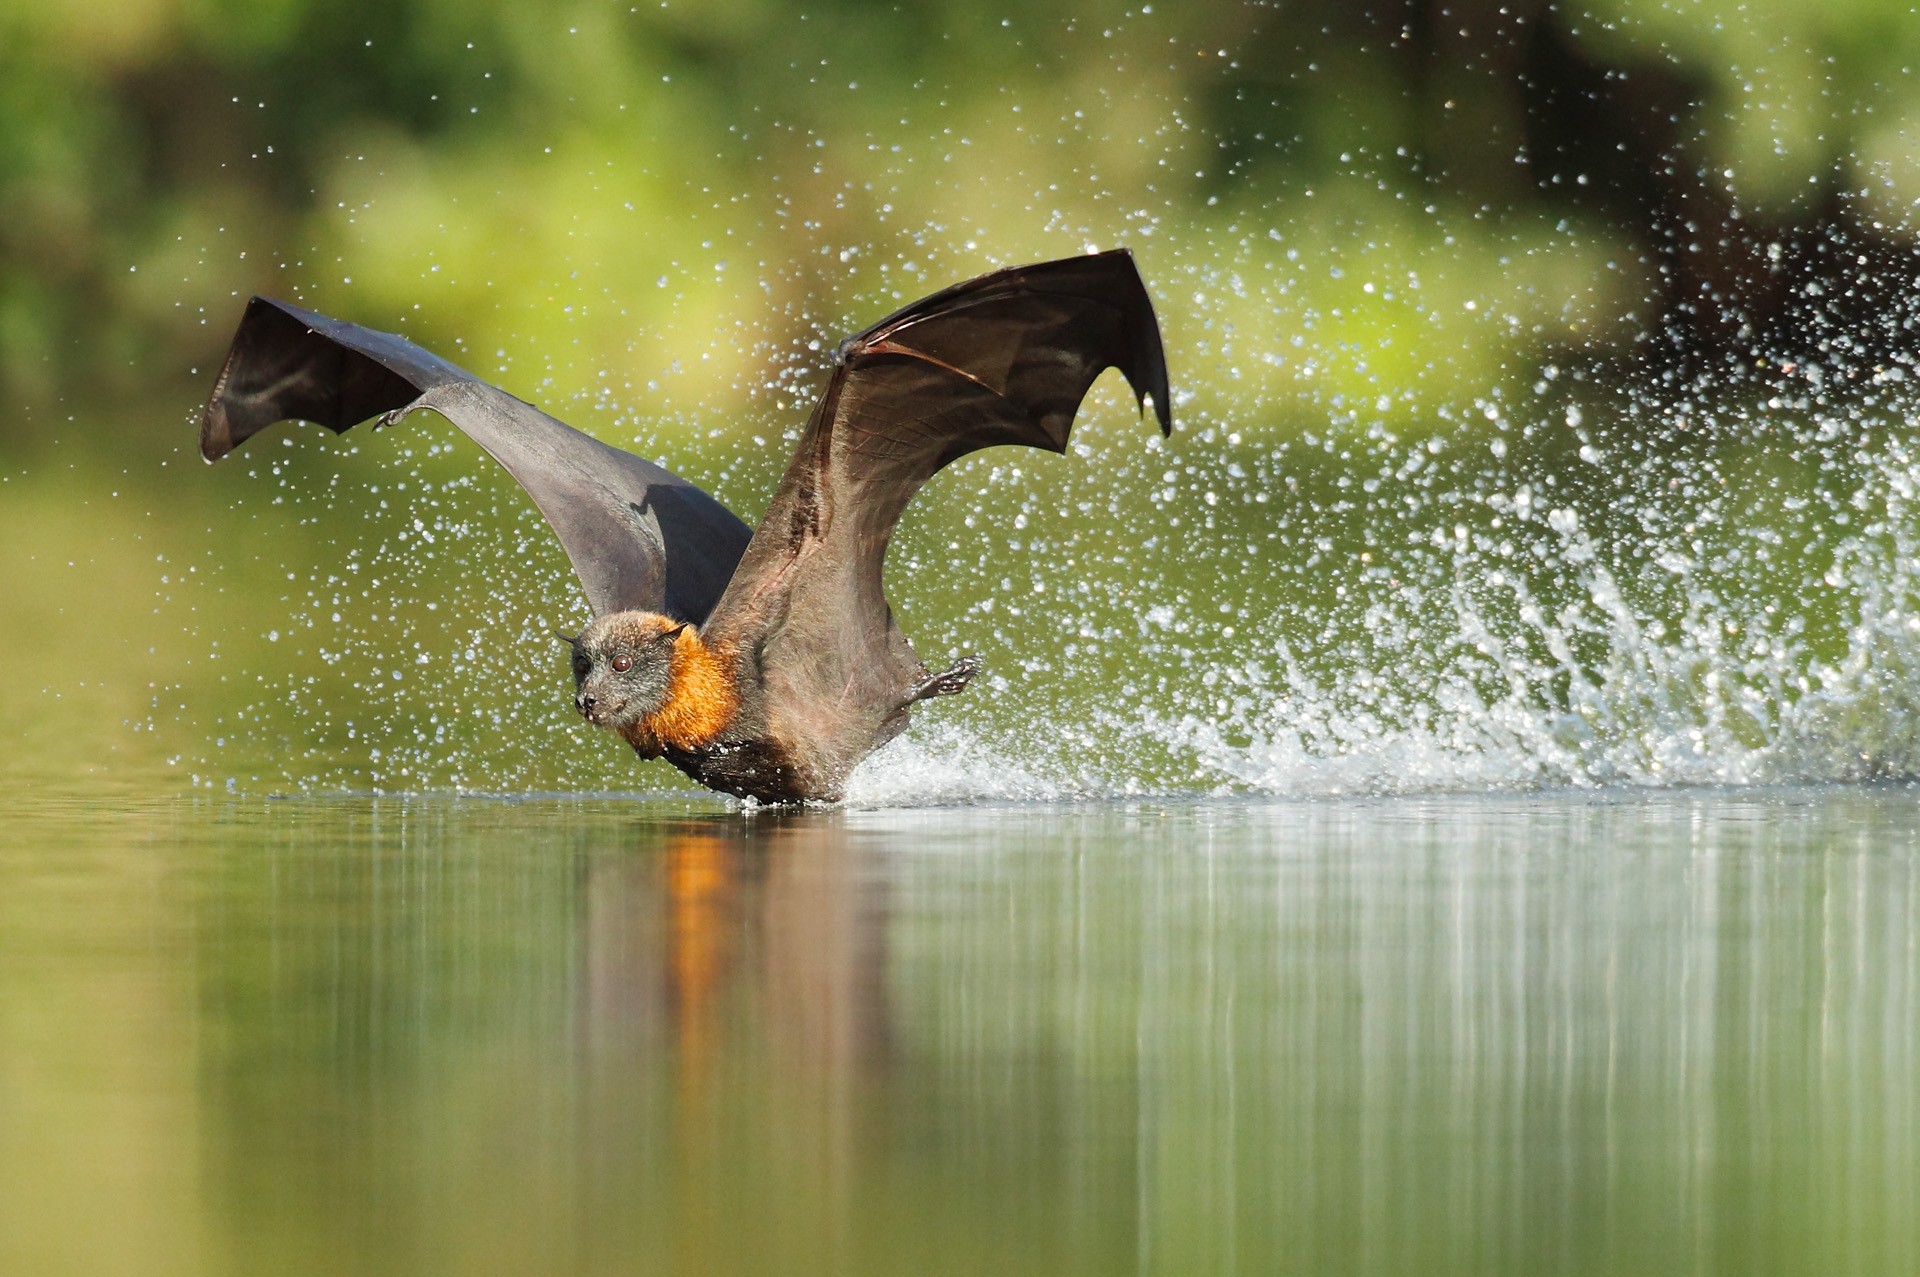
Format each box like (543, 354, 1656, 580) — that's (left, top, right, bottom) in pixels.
(576, 692, 601, 722)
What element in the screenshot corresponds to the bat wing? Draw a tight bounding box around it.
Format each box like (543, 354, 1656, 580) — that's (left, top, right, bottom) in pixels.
(200, 297, 752, 623)
(701, 249, 1171, 787)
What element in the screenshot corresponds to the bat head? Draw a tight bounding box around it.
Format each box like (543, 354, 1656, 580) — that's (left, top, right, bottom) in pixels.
(568, 610, 689, 731)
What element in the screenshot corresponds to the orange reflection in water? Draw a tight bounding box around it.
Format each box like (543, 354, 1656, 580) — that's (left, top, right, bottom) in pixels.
(584, 814, 891, 1095)
(576, 816, 893, 1268)
(665, 833, 738, 1086)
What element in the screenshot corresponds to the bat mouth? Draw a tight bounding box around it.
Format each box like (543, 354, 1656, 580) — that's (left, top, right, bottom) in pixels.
(576, 692, 629, 726)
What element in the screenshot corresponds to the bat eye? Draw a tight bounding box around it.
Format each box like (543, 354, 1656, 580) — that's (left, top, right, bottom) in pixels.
(611, 654, 634, 673)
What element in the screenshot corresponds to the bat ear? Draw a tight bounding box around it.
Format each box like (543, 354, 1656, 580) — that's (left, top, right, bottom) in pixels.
(660, 623, 691, 643)
(551, 629, 581, 647)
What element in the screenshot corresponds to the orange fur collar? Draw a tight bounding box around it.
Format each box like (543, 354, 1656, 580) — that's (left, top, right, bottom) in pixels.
(640, 628, 737, 750)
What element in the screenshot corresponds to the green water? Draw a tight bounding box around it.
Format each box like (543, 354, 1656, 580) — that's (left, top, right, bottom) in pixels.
(3, 790, 1913, 1275)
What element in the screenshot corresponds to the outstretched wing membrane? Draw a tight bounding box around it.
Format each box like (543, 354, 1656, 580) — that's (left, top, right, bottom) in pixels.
(703, 249, 1171, 787)
(201, 297, 752, 623)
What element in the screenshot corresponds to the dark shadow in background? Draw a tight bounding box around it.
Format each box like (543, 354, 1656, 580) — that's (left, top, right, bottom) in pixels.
(1201, 0, 1920, 380)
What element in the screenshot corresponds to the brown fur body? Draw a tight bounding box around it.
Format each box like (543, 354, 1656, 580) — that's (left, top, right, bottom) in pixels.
(589, 611, 816, 802)
(590, 607, 926, 803)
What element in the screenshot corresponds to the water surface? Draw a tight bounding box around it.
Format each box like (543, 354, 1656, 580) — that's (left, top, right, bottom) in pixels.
(3, 790, 1913, 1275)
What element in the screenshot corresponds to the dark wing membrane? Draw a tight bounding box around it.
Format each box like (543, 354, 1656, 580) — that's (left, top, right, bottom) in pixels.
(702, 249, 1170, 786)
(201, 297, 752, 623)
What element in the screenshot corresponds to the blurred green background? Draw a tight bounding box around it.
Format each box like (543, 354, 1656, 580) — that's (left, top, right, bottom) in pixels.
(8, 0, 1920, 795)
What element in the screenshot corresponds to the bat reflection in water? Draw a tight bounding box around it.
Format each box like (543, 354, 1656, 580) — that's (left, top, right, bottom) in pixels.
(199, 251, 1172, 802)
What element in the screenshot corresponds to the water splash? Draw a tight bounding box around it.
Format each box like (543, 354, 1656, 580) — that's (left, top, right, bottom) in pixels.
(855, 362, 1920, 803)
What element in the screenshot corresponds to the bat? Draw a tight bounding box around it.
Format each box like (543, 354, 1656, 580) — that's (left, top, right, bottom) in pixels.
(201, 250, 1172, 802)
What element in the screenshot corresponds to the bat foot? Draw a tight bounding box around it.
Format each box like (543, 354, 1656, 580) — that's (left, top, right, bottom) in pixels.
(908, 655, 981, 703)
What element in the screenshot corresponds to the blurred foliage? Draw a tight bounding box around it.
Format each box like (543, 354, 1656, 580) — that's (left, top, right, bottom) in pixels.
(6, 0, 1920, 459)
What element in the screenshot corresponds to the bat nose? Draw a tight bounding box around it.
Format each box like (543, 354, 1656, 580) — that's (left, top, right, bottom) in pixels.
(576, 693, 596, 718)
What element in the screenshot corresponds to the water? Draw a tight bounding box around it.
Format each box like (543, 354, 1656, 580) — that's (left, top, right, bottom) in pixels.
(3, 790, 1914, 1275)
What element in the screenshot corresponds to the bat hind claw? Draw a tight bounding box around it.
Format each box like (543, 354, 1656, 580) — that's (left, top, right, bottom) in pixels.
(908, 655, 981, 703)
